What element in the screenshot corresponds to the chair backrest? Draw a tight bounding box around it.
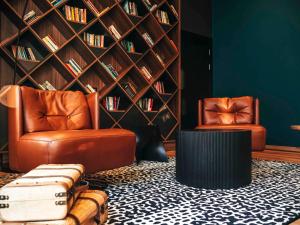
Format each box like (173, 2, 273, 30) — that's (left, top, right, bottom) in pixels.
(20, 86, 92, 132)
(198, 96, 259, 125)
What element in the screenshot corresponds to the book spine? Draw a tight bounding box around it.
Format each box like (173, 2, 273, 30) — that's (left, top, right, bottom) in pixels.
(69, 59, 82, 73)
(65, 63, 79, 76)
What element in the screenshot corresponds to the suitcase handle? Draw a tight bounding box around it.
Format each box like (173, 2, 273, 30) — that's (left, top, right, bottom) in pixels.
(74, 180, 89, 193)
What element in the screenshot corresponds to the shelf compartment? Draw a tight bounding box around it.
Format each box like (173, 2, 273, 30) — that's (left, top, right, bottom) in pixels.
(167, 26, 179, 50)
(30, 56, 74, 90)
(79, 20, 114, 57)
(137, 15, 164, 47)
(100, 107, 116, 128)
(0, 57, 26, 84)
(6, 0, 51, 22)
(58, 0, 95, 32)
(102, 85, 132, 119)
(100, 5, 133, 40)
(56, 37, 95, 76)
(83, 0, 115, 17)
(137, 88, 163, 120)
(79, 62, 114, 95)
(153, 36, 178, 67)
(167, 93, 178, 117)
(167, 58, 179, 82)
(166, 124, 179, 140)
(121, 0, 148, 24)
(141, 0, 160, 11)
(66, 80, 89, 93)
(99, 45, 132, 80)
(153, 3, 178, 32)
(152, 105, 177, 138)
(120, 29, 149, 62)
(166, 0, 179, 18)
(4, 31, 50, 72)
(32, 11, 74, 52)
(118, 105, 149, 130)
(119, 67, 148, 100)
(153, 72, 177, 102)
(18, 77, 39, 89)
(137, 50, 164, 81)
(0, 4, 25, 43)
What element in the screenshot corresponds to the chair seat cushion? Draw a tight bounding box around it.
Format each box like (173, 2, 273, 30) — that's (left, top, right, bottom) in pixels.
(196, 125, 266, 151)
(17, 129, 136, 173)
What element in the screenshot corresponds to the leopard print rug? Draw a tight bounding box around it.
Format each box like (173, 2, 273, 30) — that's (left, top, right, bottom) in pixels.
(1, 159, 300, 224)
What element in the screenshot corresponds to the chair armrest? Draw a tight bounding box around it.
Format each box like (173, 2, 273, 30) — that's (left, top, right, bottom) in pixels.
(198, 100, 203, 126)
(86, 92, 99, 129)
(255, 98, 260, 125)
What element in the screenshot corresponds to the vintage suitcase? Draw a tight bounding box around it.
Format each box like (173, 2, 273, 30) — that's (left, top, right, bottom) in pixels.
(0, 164, 85, 222)
(0, 190, 109, 225)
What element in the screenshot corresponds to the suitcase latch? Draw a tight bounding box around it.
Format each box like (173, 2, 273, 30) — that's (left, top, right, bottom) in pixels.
(55, 201, 67, 205)
(55, 192, 67, 198)
(0, 195, 9, 200)
(0, 204, 9, 208)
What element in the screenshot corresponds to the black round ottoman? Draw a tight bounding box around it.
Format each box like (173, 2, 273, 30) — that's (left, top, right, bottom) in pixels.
(176, 129, 252, 189)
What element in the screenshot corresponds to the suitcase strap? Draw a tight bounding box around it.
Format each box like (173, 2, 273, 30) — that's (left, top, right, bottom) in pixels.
(76, 197, 103, 225)
(21, 175, 76, 184)
(34, 167, 83, 177)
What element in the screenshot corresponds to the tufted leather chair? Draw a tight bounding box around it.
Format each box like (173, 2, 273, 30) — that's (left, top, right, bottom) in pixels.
(8, 86, 136, 173)
(196, 96, 266, 151)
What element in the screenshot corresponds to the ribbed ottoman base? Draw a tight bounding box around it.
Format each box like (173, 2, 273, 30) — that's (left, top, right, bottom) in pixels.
(176, 129, 252, 189)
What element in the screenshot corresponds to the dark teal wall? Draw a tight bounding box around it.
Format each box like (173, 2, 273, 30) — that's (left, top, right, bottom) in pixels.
(212, 0, 300, 146)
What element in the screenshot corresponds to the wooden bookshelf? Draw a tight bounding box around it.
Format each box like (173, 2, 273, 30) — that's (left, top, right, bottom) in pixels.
(0, 0, 181, 153)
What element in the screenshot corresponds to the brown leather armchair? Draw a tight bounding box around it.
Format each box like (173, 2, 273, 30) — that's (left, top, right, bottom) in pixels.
(196, 96, 266, 151)
(8, 86, 136, 173)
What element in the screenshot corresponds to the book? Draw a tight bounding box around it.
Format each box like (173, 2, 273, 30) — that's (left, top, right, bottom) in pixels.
(42, 36, 59, 52)
(65, 5, 87, 23)
(155, 53, 165, 66)
(86, 84, 96, 93)
(138, 98, 154, 111)
(140, 66, 152, 80)
(100, 62, 118, 79)
(170, 4, 178, 17)
(123, 1, 138, 16)
(103, 96, 120, 111)
(69, 59, 82, 73)
(65, 63, 79, 76)
(154, 81, 165, 94)
(108, 25, 121, 40)
(142, 33, 154, 46)
(85, 0, 100, 16)
(43, 81, 56, 90)
(169, 40, 178, 51)
(23, 10, 36, 22)
(156, 10, 170, 25)
(11, 45, 39, 62)
(121, 40, 135, 53)
(83, 32, 105, 48)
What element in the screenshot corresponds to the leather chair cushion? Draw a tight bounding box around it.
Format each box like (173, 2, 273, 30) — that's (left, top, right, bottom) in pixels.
(203, 96, 254, 125)
(196, 124, 266, 151)
(21, 86, 91, 133)
(18, 129, 136, 173)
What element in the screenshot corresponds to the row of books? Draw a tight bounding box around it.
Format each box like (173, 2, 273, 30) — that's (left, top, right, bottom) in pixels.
(154, 81, 165, 94)
(84, 0, 109, 17)
(121, 40, 135, 53)
(142, 32, 154, 46)
(38, 81, 56, 90)
(122, 81, 137, 98)
(109, 25, 121, 40)
(65, 58, 83, 76)
(12, 45, 38, 62)
(83, 32, 106, 48)
(103, 96, 121, 111)
(138, 98, 154, 111)
(155, 10, 170, 25)
(49, 0, 64, 7)
(23, 10, 37, 23)
(123, 1, 138, 16)
(140, 66, 152, 80)
(64, 5, 87, 24)
(42, 35, 59, 52)
(100, 62, 119, 80)
(142, 0, 157, 11)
